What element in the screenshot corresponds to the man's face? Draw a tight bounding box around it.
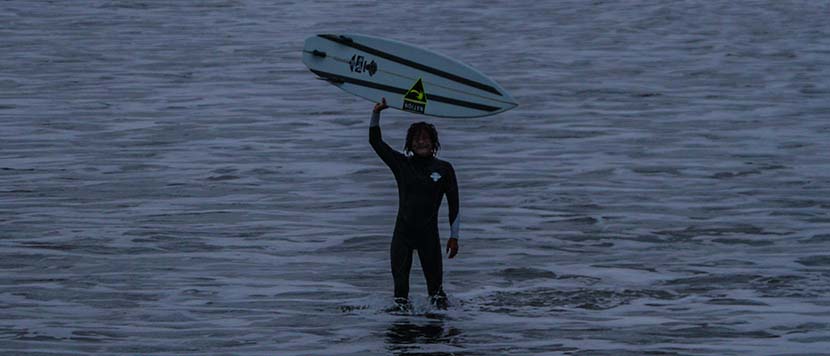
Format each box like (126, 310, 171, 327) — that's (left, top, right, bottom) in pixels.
(412, 129, 434, 157)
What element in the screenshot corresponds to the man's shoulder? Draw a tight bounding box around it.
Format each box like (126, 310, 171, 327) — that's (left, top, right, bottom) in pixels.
(433, 158, 455, 172)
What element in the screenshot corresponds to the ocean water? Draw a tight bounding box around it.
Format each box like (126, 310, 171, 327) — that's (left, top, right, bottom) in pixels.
(2, 1, 830, 355)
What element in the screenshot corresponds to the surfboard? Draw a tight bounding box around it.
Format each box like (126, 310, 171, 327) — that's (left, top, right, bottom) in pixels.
(302, 33, 518, 118)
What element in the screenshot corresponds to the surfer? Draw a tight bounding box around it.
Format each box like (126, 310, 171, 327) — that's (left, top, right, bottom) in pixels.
(370, 97, 460, 311)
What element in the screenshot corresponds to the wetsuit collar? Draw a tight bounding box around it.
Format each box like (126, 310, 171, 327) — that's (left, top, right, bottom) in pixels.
(410, 154, 434, 163)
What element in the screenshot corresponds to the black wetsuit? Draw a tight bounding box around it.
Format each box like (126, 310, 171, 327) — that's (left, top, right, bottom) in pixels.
(369, 112, 460, 301)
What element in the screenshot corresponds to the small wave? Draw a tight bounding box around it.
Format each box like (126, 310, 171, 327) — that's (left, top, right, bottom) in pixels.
(475, 287, 678, 313)
(797, 255, 830, 267)
(491, 267, 557, 281)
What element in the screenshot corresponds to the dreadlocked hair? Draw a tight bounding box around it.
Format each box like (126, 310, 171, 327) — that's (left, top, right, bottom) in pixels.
(404, 121, 440, 157)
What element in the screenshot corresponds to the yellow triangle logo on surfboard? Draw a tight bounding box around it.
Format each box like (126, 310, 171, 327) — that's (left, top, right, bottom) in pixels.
(402, 78, 427, 114)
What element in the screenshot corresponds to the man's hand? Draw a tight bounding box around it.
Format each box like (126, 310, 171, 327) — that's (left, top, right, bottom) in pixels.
(373, 97, 388, 113)
(446, 238, 458, 259)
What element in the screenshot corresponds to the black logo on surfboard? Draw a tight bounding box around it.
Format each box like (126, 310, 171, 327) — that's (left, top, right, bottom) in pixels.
(349, 54, 377, 76)
(403, 78, 427, 114)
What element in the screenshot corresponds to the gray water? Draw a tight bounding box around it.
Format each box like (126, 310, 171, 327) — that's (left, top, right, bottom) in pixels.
(2, 1, 830, 355)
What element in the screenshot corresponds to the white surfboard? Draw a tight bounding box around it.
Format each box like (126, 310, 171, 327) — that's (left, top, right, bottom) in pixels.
(302, 33, 518, 118)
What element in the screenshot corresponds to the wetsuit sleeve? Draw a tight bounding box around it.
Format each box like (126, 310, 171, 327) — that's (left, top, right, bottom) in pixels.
(369, 111, 405, 173)
(447, 163, 460, 239)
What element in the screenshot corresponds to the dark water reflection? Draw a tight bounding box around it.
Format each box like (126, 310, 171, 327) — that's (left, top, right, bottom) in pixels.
(386, 319, 464, 356)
